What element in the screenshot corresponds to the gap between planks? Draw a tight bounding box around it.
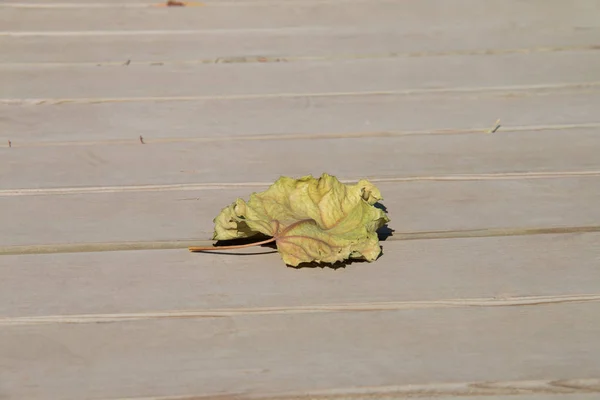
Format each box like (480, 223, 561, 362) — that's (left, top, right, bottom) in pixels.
(4, 122, 600, 148)
(1, 225, 599, 256)
(2, 81, 599, 105)
(2, 171, 600, 197)
(2, 294, 600, 326)
(106, 378, 600, 400)
(2, 45, 598, 68)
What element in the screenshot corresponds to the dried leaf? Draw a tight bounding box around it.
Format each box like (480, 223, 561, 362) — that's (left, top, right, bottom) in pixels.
(193, 173, 390, 267)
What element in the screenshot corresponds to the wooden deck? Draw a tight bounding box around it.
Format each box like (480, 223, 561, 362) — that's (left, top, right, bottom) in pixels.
(1, 1, 600, 399)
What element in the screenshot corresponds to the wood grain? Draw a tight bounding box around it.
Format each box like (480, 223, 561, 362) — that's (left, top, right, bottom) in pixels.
(2, 129, 600, 189)
(2, 89, 600, 143)
(1, 303, 599, 399)
(3, 0, 598, 33)
(2, 52, 600, 101)
(1, 233, 599, 317)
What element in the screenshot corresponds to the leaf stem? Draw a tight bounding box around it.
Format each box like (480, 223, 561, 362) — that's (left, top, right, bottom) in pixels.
(188, 237, 277, 252)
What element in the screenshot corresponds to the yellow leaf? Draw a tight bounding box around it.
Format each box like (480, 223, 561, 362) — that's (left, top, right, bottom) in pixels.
(206, 173, 390, 267)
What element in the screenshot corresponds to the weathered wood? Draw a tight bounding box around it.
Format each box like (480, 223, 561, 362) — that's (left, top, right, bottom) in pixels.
(2, 90, 600, 143)
(1, 302, 599, 399)
(3, 0, 598, 33)
(2, 0, 600, 398)
(2, 32, 599, 65)
(1, 233, 599, 317)
(1, 178, 600, 246)
(3, 52, 600, 100)
(2, 129, 600, 189)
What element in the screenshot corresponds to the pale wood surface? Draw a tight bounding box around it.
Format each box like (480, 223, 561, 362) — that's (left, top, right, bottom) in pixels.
(3, 52, 600, 100)
(1, 304, 599, 400)
(1, 0, 599, 399)
(2, 179, 600, 246)
(3, 129, 600, 189)
(4, 33, 600, 65)
(2, 90, 600, 142)
(2, 233, 600, 317)
(3, 0, 598, 32)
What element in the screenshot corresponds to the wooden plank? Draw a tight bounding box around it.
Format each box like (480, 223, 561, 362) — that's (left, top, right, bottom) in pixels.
(2, 89, 600, 143)
(2, 32, 599, 65)
(2, 129, 600, 189)
(1, 178, 600, 246)
(1, 302, 599, 399)
(2, 0, 598, 33)
(2, 233, 599, 316)
(2, 52, 600, 100)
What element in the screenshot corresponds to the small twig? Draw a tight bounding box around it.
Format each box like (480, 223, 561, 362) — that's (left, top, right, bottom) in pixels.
(7, 140, 11, 148)
(167, 0, 186, 6)
(488, 119, 501, 133)
(189, 237, 277, 252)
(139, 135, 145, 144)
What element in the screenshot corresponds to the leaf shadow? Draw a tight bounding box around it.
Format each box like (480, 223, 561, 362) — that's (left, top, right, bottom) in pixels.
(375, 202, 394, 242)
(377, 224, 395, 241)
(207, 234, 278, 255)
(373, 202, 388, 213)
(195, 249, 279, 256)
(287, 247, 384, 270)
